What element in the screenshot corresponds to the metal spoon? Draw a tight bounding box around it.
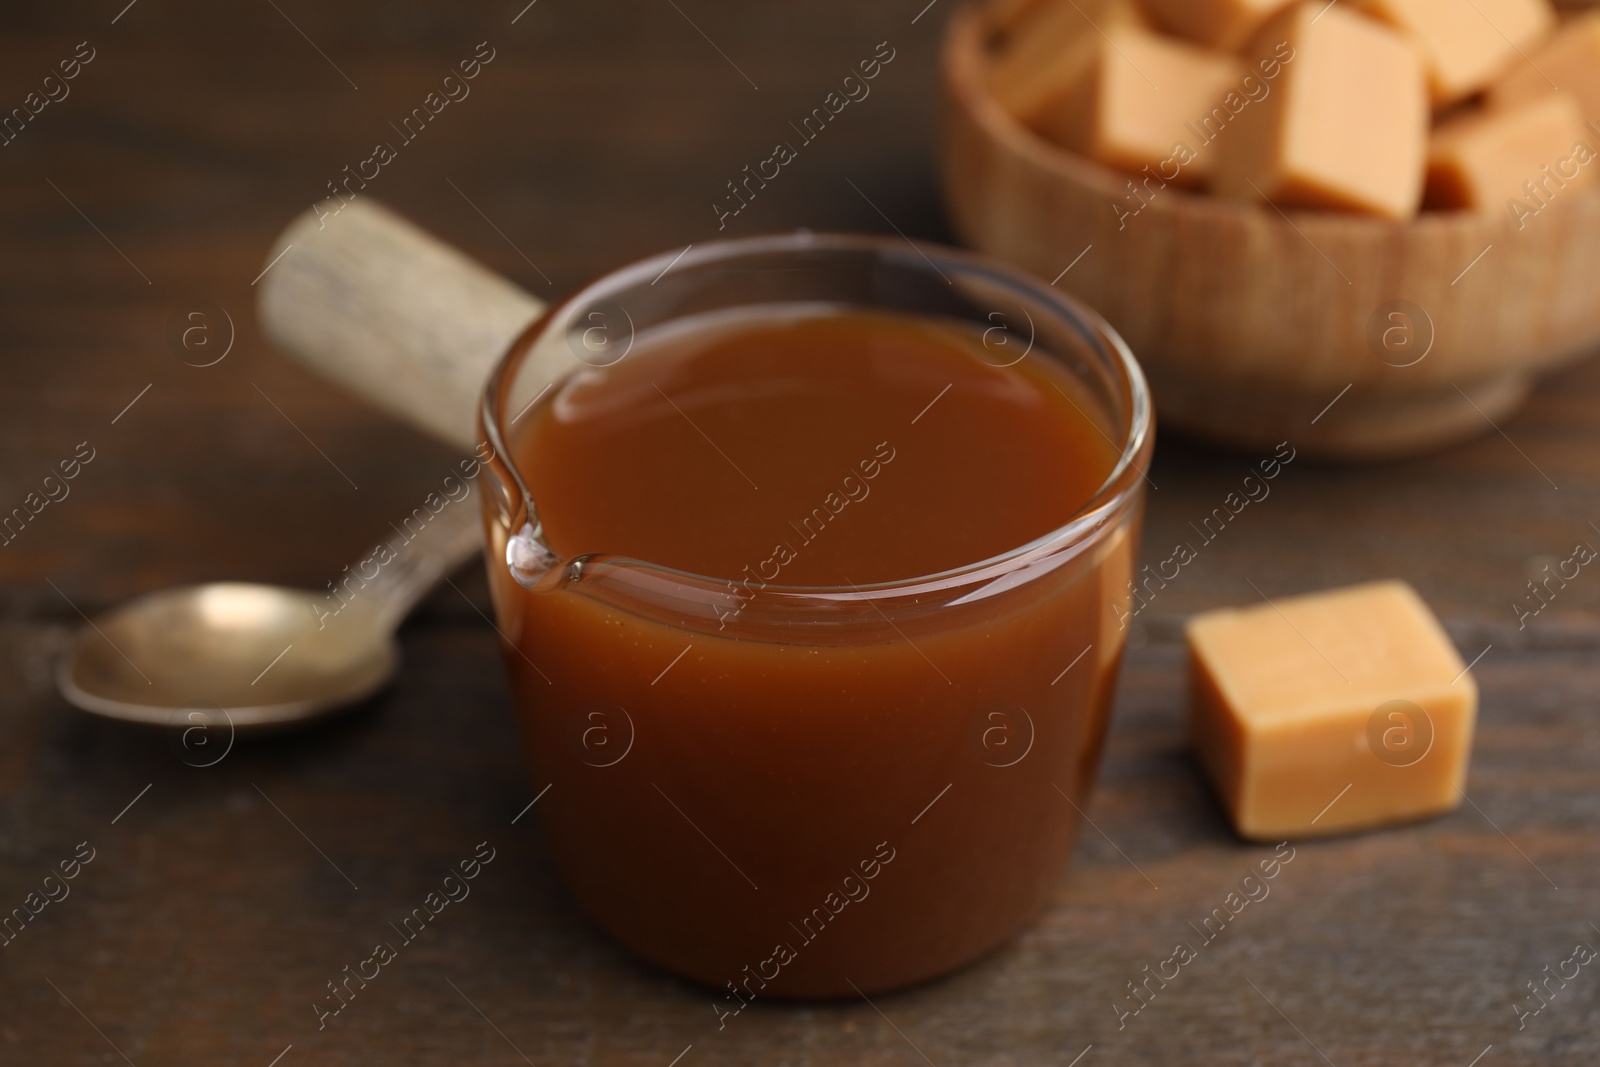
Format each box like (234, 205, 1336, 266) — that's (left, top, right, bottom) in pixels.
(56, 486, 484, 729)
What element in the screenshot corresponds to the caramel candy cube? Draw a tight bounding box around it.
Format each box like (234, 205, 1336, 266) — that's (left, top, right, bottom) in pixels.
(1426, 91, 1597, 217)
(1212, 4, 1429, 219)
(1141, 0, 1297, 51)
(1187, 581, 1477, 841)
(1491, 11, 1600, 121)
(1361, 0, 1555, 105)
(1034, 26, 1244, 185)
(987, 0, 1150, 125)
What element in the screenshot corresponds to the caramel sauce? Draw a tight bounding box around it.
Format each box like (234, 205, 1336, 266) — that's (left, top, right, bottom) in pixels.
(487, 308, 1137, 996)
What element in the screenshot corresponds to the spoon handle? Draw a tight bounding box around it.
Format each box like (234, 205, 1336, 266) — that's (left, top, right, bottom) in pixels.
(257, 198, 545, 451)
(362, 484, 488, 630)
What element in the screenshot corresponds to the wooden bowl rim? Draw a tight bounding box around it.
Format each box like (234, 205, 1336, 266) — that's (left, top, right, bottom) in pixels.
(941, 3, 1600, 239)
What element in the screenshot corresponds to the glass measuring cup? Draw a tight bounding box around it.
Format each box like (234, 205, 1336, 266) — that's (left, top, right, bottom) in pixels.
(477, 233, 1152, 999)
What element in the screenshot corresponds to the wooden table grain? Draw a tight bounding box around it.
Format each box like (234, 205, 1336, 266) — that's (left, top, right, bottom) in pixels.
(2, 2, 1597, 1064)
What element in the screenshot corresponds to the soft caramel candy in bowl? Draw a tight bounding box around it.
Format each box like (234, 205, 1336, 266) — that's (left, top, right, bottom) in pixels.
(941, 2, 1600, 458)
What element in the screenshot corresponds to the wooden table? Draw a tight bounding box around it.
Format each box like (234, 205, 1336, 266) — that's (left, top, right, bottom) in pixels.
(3, 1, 1597, 1063)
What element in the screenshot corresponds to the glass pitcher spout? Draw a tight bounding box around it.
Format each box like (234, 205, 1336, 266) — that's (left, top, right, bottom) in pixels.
(504, 521, 560, 589)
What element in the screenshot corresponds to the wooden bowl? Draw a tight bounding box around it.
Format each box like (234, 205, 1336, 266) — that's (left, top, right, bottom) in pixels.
(940, 5, 1600, 458)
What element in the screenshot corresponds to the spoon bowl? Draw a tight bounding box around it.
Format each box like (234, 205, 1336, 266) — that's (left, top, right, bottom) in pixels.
(58, 582, 397, 729)
(57, 489, 484, 729)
